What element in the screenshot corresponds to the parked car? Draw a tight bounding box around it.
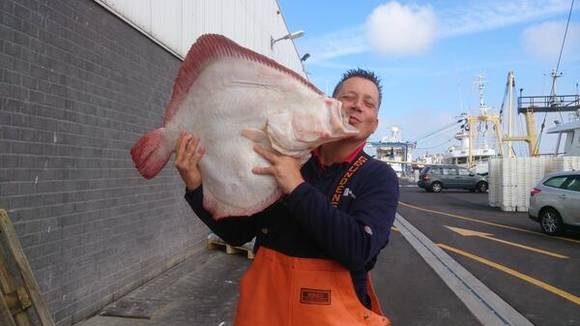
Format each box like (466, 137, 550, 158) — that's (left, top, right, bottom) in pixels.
(417, 165, 488, 193)
(528, 171, 580, 235)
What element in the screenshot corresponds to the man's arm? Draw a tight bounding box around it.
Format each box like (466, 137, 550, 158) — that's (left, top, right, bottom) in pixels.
(184, 186, 258, 246)
(285, 166, 399, 271)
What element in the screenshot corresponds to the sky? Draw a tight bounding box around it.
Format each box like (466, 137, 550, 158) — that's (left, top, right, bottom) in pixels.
(278, 0, 580, 157)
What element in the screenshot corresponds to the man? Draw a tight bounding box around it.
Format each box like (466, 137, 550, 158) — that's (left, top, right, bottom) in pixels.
(175, 69, 399, 325)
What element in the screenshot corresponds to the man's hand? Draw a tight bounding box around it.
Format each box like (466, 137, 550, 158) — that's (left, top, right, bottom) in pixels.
(252, 145, 304, 194)
(175, 132, 206, 191)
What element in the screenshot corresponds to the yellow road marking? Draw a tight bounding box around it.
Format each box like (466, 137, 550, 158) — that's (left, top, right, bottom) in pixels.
(391, 226, 399, 232)
(438, 243, 580, 306)
(445, 226, 569, 259)
(399, 201, 580, 245)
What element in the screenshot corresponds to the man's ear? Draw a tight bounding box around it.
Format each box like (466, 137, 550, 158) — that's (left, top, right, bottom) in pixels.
(372, 118, 379, 133)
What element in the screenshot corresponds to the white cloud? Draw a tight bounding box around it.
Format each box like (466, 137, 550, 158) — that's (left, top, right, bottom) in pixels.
(522, 21, 580, 61)
(365, 2, 437, 56)
(302, 0, 574, 64)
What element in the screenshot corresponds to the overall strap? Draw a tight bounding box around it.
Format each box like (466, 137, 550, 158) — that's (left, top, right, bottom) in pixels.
(330, 153, 369, 207)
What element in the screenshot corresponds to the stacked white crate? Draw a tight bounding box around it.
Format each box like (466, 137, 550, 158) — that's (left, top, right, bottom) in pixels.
(518, 157, 547, 212)
(547, 157, 563, 173)
(514, 158, 529, 211)
(532, 157, 547, 191)
(546, 156, 580, 172)
(563, 156, 580, 170)
(562, 157, 573, 170)
(488, 159, 500, 207)
(490, 156, 580, 212)
(500, 158, 519, 211)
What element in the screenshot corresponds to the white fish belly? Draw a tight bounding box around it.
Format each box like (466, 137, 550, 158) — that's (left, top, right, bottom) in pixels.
(166, 58, 315, 216)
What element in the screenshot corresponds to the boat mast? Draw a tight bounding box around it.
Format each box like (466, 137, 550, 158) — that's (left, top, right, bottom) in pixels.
(501, 72, 539, 157)
(467, 75, 504, 168)
(506, 72, 514, 157)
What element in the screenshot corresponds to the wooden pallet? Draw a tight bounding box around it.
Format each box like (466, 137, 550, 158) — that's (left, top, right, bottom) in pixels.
(0, 209, 55, 326)
(207, 234, 255, 260)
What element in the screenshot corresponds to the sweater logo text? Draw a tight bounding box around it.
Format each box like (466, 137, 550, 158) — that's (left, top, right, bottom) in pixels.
(331, 156, 368, 207)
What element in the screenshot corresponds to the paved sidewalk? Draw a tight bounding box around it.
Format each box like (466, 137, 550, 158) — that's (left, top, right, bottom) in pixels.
(77, 246, 250, 326)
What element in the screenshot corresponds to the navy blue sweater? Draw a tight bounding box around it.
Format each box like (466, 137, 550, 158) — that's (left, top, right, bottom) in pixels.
(185, 151, 399, 307)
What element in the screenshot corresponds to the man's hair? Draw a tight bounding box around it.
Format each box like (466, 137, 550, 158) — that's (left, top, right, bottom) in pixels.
(332, 68, 382, 109)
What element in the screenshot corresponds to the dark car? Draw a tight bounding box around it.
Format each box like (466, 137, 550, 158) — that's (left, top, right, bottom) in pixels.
(417, 165, 488, 193)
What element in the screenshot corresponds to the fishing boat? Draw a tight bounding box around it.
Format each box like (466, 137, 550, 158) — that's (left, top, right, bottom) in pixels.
(443, 130, 496, 174)
(546, 110, 580, 156)
(441, 75, 500, 174)
(366, 127, 416, 177)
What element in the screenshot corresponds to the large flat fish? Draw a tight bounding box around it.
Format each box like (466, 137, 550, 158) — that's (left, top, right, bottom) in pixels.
(130, 34, 358, 219)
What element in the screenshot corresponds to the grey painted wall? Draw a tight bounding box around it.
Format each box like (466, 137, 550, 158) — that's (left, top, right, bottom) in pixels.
(0, 0, 209, 324)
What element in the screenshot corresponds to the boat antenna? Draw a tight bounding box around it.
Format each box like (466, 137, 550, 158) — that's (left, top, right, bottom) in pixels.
(535, 0, 575, 154)
(554, 0, 574, 76)
(475, 74, 488, 115)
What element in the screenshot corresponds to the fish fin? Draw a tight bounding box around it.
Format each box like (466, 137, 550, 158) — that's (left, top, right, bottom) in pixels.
(162, 34, 323, 125)
(130, 128, 173, 179)
(292, 115, 324, 143)
(241, 128, 268, 142)
(266, 111, 293, 153)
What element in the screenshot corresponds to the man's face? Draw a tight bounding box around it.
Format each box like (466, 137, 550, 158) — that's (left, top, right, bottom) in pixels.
(335, 77, 379, 141)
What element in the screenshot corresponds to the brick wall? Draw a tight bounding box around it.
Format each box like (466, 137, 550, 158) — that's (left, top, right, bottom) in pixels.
(0, 0, 209, 324)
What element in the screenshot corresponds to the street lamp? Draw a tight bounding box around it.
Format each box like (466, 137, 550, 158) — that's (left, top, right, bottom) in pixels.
(300, 53, 311, 62)
(271, 30, 305, 49)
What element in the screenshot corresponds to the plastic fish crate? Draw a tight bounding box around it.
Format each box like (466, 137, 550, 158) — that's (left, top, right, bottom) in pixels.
(505, 159, 519, 185)
(488, 159, 500, 207)
(493, 156, 580, 212)
(500, 204, 516, 212)
(515, 205, 529, 212)
(547, 158, 564, 173)
(500, 186, 518, 209)
(563, 156, 580, 170)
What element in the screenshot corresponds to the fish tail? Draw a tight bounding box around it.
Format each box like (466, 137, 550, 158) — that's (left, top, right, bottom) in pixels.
(130, 128, 173, 179)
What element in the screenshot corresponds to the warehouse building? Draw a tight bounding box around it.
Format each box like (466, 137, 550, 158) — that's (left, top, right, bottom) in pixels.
(0, 0, 305, 324)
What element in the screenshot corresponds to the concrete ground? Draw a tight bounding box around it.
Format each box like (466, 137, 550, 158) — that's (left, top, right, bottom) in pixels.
(77, 247, 250, 326)
(76, 187, 536, 325)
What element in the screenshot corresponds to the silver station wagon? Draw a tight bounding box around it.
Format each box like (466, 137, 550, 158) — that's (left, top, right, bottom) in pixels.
(528, 171, 580, 235)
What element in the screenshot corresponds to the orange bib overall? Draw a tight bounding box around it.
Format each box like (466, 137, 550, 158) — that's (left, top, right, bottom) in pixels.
(234, 247, 391, 326)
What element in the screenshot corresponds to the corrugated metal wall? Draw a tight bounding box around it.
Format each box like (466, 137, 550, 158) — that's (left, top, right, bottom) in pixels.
(93, 0, 306, 76)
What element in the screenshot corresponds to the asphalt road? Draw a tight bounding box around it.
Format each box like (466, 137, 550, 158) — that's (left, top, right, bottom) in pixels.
(397, 186, 580, 326)
(373, 229, 480, 325)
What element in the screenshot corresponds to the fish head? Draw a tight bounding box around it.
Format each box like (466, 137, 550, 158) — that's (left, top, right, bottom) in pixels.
(267, 96, 359, 156)
(309, 96, 360, 142)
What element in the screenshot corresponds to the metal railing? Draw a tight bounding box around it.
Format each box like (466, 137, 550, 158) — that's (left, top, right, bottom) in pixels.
(518, 95, 580, 113)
